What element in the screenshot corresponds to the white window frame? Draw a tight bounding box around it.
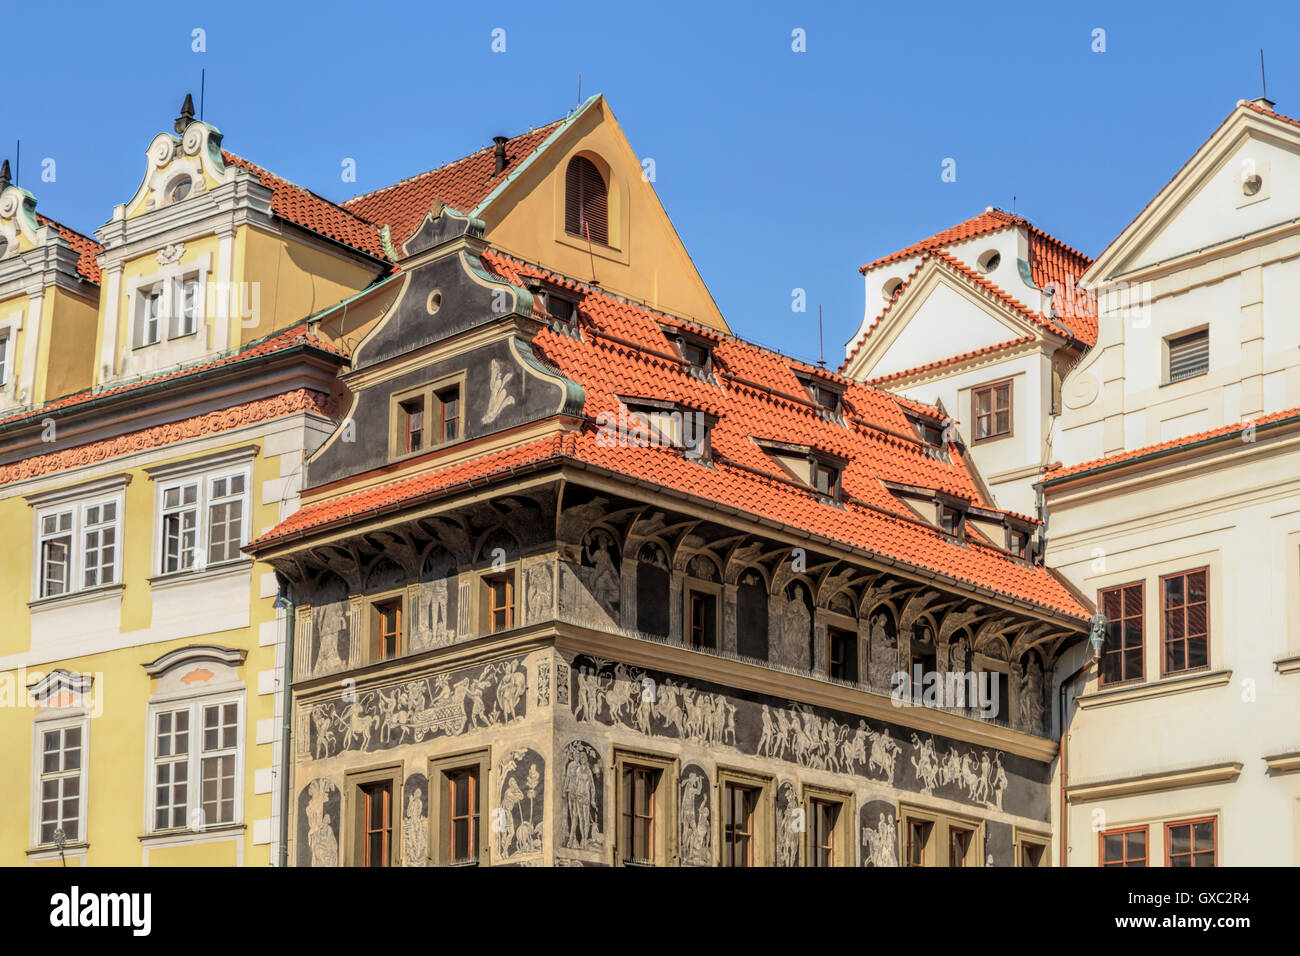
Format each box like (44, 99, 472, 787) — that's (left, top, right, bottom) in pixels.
(29, 483, 126, 602)
(146, 692, 245, 833)
(0, 329, 10, 387)
(31, 714, 90, 849)
(147, 448, 256, 579)
(128, 255, 210, 350)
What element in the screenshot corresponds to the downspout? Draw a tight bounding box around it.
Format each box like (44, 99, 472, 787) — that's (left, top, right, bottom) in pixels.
(274, 581, 295, 868)
(1058, 616, 1104, 866)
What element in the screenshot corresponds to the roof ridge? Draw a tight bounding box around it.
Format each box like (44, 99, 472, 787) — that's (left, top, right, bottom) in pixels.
(340, 116, 567, 209)
(222, 151, 382, 225)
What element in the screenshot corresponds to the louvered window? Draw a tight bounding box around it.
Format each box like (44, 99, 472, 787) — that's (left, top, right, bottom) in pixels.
(565, 156, 608, 244)
(1167, 329, 1208, 383)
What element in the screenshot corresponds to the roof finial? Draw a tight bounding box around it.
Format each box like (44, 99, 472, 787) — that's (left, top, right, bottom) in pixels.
(0, 159, 9, 191)
(175, 93, 196, 135)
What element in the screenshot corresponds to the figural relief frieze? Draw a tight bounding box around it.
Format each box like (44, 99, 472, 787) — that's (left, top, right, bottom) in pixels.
(560, 740, 604, 851)
(678, 765, 712, 866)
(496, 748, 544, 860)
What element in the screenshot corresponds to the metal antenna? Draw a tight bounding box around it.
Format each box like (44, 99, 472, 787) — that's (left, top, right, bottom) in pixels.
(818, 305, 826, 367)
(1260, 48, 1267, 99)
(201, 68, 206, 120)
(577, 73, 582, 108)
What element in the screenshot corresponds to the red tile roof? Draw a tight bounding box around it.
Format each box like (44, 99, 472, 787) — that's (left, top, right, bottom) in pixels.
(33, 213, 102, 283)
(341, 120, 565, 250)
(1044, 405, 1300, 483)
(222, 153, 387, 261)
(0, 322, 345, 432)
(855, 208, 1097, 346)
(254, 251, 1089, 621)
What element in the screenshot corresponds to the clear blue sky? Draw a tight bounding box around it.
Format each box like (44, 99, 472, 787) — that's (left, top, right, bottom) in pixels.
(6, 1, 1296, 364)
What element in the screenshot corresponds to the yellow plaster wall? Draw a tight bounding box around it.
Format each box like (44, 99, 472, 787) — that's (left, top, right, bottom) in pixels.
(484, 100, 729, 332)
(0, 436, 288, 866)
(37, 288, 99, 404)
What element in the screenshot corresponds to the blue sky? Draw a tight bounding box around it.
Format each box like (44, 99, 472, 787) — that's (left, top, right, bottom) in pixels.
(6, 1, 1296, 364)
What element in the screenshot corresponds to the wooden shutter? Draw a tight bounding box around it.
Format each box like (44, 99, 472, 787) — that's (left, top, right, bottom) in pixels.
(1167, 330, 1208, 382)
(564, 156, 608, 244)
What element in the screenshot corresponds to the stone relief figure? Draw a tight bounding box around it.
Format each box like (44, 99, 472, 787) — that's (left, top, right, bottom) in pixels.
(678, 767, 712, 866)
(865, 726, 901, 784)
(1018, 654, 1044, 733)
(526, 564, 554, 625)
(403, 786, 428, 866)
(868, 611, 897, 691)
(911, 733, 941, 795)
(309, 659, 527, 757)
(482, 358, 517, 424)
(774, 584, 812, 669)
(862, 812, 898, 867)
(579, 529, 621, 618)
(306, 779, 339, 868)
(313, 603, 346, 676)
(561, 740, 603, 850)
(776, 782, 801, 867)
(496, 748, 544, 860)
(412, 578, 453, 650)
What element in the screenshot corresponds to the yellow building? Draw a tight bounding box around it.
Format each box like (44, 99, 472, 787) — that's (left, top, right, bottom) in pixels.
(1, 92, 737, 866)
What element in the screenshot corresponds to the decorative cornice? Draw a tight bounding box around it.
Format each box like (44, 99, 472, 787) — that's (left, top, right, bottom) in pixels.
(1263, 751, 1300, 775)
(143, 644, 248, 678)
(1076, 668, 1233, 709)
(1066, 761, 1243, 802)
(143, 443, 258, 481)
(1274, 653, 1300, 675)
(24, 472, 131, 508)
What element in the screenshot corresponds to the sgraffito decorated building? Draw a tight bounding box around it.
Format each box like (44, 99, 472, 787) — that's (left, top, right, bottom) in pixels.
(247, 204, 1094, 867)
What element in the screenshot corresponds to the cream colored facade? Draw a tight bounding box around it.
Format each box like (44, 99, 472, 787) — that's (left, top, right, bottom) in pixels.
(1046, 98, 1300, 865)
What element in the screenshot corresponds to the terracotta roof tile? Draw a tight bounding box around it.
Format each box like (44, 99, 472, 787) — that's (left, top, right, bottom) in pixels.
(341, 119, 564, 249)
(1044, 405, 1300, 482)
(866, 337, 1037, 385)
(222, 153, 387, 260)
(257, 251, 1088, 621)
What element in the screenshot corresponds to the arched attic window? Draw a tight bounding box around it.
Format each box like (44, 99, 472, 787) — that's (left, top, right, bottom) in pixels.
(565, 156, 608, 244)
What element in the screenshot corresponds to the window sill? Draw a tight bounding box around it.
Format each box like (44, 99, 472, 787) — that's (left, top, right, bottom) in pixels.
(1077, 668, 1231, 710)
(27, 841, 89, 859)
(1158, 373, 1209, 389)
(138, 823, 245, 846)
(149, 559, 253, 590)
(1273, 653, 1300, 675)
(28, 583, 124, 612)
(971, 433, 1013, 445)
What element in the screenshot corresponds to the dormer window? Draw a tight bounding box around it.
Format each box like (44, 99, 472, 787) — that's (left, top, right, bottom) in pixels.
(813, 460, 841, 501)
(756, 439, 844, 503)
(938, 503, 965, 539)
(795, 371, 844, 417)
(1008, 527, 1030, 561)
(620, 398, 714, 462)
(389, 376, 465, 460)
(670, 330, 714, 376)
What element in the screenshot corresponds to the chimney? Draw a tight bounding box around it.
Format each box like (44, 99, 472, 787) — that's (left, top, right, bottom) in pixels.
(0, 159, 10, 191)
(493, 136, 508, 175)
(175, 93, 196, 134)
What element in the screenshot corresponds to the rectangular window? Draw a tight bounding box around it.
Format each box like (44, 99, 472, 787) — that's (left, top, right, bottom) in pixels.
(1167, 329, 1209, 383)
(949, 825, 974, 867)
(206, 474, 245, 566)
(723, 783, 758, 867)
(172, 278, 200, 338)
(161, 482, 199, 573)
(1166, 817, 1216, 867)
(437, 387, 461, 443)
(485, 572, 515, 633)
(0, 333, 10, 385)
(1100, 581, 1144, 685)
(200, 701, 239, 825)
(813, 461, 840, 499)
(39, 510, 73, 598)
(447, 767, 480, 865)
(973, 380, 1012, 441)
(400, 396, 425, 453)
(153, 708, 190, 830)
(140, 287, 163, 346)
(906, 818, 933, 867)
(359, 781, 393, 868)
(369, 597, 403, 662)
(81, 502, 118, 589)
(147, 696, 243, 834)
(809, 798, 840, 867)
(1161, 568, 1208, 675)
(38, 725, 83, 845)
(687, 590, 717, 650)
(1101, 826, 1148, 867)
(1020, 841, 1047, 867)
(827, 627, 858, 682)
(620, 765, 659, 866)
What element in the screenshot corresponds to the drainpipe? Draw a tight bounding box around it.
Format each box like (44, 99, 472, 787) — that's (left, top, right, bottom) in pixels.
(1058, 616, 1105, 866)
(274, 582, 295, 868)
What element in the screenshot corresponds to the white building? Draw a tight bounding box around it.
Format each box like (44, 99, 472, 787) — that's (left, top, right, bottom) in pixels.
(1045, 97, 1300, 866)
